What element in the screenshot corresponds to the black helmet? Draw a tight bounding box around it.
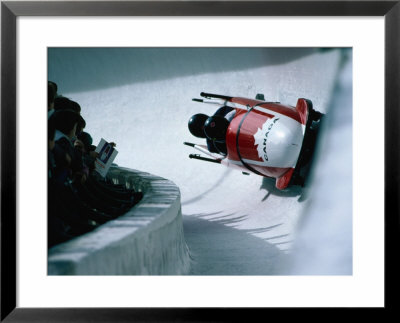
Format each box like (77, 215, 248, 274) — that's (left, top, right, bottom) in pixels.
(204, 116, 230, 142)
(188, 113, 208, 138)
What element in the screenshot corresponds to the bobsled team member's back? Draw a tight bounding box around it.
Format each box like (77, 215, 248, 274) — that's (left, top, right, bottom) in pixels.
(188, 106, 236, 155)
(205, 106, 235, 155)
(203, 115, 230, 155)
(213, 106, 236, 121)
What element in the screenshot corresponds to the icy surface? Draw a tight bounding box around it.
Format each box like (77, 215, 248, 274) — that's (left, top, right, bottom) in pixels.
(49, 48, 352, 275)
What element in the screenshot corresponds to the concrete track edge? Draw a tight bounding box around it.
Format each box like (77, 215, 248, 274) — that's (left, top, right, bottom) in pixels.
(48, 166, 190, 275)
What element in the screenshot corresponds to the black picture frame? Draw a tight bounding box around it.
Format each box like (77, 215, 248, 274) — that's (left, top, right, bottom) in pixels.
(1, 1, 398, 321)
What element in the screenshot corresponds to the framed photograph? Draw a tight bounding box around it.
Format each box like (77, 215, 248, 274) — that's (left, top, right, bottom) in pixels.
(2, 0, 398, 321)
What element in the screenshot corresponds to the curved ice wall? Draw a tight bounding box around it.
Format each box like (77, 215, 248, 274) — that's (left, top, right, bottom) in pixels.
(48, 47, 352, 275)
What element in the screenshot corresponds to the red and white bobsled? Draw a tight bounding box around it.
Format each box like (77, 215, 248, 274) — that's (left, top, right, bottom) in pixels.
(184, 92, 322, 190)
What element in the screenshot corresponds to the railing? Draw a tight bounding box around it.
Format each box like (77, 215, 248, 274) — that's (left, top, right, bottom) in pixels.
(48, 166, 190, 275)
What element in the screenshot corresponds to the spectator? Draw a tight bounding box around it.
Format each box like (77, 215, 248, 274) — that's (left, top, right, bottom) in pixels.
(54, 96, 81, 113)
(48, 82, 143, 248)
(48, 113, 94, 247)
(48, 81, 58, 118)
(53, 109, 86, 184)
(75, 131, 97, 171)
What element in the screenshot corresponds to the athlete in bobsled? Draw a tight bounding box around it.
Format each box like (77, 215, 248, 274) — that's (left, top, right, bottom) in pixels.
(184, 92, 323, 190)
(188, 106, 236, 156)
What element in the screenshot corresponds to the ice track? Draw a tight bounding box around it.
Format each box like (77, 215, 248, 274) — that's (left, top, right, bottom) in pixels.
(49, 47, 352, 275)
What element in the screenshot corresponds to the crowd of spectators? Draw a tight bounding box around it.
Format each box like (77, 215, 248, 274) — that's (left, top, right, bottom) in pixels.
(48, 81, 143, 248)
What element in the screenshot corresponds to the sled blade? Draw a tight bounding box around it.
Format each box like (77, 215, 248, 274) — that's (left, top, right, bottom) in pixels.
(296, 98, 311, 126)
(275, 168, 295, 190)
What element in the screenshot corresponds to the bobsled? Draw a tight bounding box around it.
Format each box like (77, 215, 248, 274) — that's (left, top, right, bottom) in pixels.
(184, 92, 323, 190)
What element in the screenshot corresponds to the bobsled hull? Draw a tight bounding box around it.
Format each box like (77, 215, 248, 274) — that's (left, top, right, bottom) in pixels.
(188, 93, 319, 190)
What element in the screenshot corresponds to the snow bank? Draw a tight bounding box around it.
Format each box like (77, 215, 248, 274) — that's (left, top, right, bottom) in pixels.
(48, 167, 190, 275)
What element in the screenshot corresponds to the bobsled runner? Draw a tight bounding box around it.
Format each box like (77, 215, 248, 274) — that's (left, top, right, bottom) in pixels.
(184, 92, 323, 190)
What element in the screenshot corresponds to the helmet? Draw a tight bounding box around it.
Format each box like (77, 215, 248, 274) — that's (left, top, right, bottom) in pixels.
(188, 113, 209, 138)
(204, 116, 230, 142)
